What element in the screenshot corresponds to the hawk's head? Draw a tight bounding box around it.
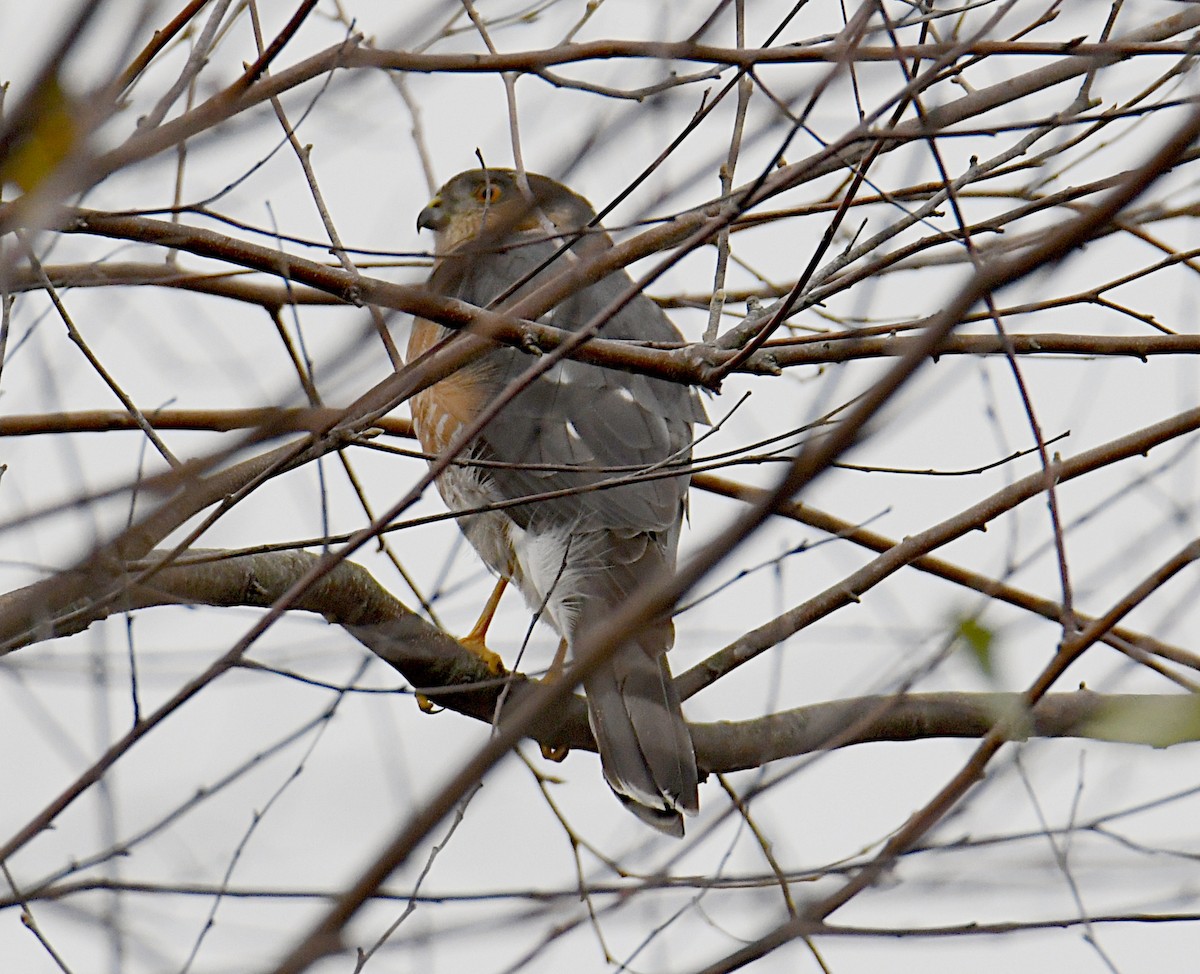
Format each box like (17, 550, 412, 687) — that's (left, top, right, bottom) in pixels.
(417, 168, 595, 253)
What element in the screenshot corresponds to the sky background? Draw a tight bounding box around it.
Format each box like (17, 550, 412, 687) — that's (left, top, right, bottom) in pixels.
(3, 1, 1200, 972)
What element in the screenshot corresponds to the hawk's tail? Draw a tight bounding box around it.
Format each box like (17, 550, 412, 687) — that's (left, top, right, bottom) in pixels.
(583, 641, 699, 837)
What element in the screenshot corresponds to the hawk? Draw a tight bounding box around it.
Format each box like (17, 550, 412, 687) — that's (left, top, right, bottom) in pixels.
(409, 168, 704, 834)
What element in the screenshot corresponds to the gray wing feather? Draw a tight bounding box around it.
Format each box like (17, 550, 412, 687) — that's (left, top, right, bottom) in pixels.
(432, 237, 705, 535)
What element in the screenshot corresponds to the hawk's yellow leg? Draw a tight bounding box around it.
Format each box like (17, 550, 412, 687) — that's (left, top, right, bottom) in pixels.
(539, 638, 570, 763)
(461, 575, 508, 673)
(417, 576, 508, 714)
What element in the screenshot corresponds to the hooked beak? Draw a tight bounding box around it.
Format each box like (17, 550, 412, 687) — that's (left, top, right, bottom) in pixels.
(416, 195, 447, 232)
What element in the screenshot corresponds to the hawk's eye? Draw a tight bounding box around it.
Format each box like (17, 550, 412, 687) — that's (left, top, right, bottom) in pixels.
(472, 182, 502, 204)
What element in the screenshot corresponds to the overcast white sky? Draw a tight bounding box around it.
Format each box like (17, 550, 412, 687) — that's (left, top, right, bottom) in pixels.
(3, 2, 1200, 972)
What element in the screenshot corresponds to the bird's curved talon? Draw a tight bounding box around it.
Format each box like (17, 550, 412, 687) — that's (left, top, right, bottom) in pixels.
(459, 633, 505, 676)
(416, 693, 440, 714)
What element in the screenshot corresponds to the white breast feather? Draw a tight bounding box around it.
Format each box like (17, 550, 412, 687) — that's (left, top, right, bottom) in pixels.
(507, 521, 584, 639)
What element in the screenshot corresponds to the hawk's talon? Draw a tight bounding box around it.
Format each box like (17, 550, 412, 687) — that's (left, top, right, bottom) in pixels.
(459, 632, 505, 676)
(416, 693, 441, 714)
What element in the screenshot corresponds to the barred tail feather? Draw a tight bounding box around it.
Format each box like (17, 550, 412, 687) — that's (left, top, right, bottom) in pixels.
(583, 643, 698, 836)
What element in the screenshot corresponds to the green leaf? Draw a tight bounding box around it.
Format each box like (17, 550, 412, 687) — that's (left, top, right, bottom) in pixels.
(956, 616, 996, 678)
(1, 75, 78, 192)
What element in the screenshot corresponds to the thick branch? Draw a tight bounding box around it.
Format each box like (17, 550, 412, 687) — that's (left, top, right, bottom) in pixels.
(692, 690, 1200, 771)
(355, 38, 1200, 74)
(7, 548, 1195, 772)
